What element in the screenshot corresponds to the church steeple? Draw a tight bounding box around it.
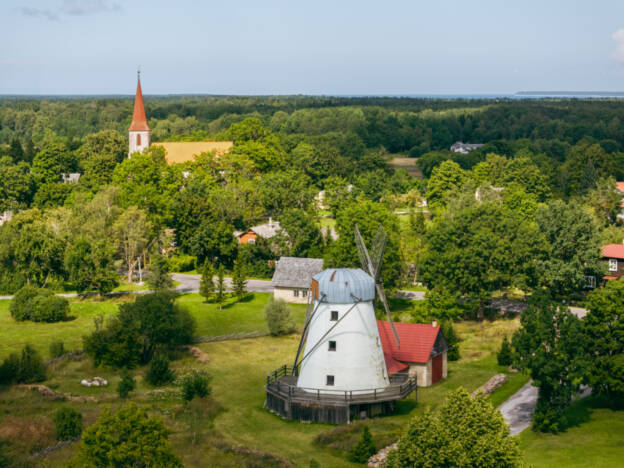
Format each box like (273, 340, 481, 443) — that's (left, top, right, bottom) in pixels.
(128, 71, 151, 157)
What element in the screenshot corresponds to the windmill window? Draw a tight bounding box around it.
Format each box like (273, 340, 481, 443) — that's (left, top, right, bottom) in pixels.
(326, 375, 334, 386)
(328, 340, 336, 351)
(330, 310, 338, 321)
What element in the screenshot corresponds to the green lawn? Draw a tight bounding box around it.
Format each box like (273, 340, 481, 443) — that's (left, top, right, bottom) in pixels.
(518, 396, 624, 467)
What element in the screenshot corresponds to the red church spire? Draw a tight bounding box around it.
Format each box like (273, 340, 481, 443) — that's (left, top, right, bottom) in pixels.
(129, 71, 150, 131)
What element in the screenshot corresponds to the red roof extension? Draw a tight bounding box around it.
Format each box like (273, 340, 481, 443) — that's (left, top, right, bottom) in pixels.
(602, 244, 624, 260)
(377, 321, 441, 374)
(616, 182, 624, 193)
(129, 78, 150, 132)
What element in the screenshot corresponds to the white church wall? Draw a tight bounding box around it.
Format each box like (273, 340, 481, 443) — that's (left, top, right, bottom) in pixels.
(297, 300, 389, 393)
(128, 131, 150, 156)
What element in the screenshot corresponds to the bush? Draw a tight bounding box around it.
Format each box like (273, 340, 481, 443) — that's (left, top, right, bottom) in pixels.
(168, 254, 196, 273)
(440, 321, 461, 361)
(17, 345, 46, 383)
(145, 354, 175, 386)
(497, 336, 513, 366)
(49, 340, 65, 359)
(53, 407, 82, 441)
(117, 371, 136, 398)
(181, 370, 212, 402)
(350, 426, 376, 463)
(10, 285, 49, 321)
(10, 286, 68, 323)
(265, 297, 295, 336)
(0, 353, 20, 385)
(31, 295, 69, 323)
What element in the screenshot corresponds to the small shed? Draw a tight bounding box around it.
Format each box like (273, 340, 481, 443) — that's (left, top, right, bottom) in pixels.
(377, 321, 448, 387)
(271, 257, 324, 303)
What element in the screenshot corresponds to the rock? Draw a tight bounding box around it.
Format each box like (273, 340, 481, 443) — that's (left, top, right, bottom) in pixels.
(367, 442, 398, 467)
(80, 379, 90, 387)
(471, 373, 507, 397)
(507, 366, 519, 373)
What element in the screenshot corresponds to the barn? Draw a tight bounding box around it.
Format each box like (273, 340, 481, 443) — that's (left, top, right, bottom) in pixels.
(377, 321, 448, 387)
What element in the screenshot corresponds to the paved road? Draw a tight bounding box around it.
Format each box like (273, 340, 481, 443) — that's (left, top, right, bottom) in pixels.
(172, 273, 273, 294)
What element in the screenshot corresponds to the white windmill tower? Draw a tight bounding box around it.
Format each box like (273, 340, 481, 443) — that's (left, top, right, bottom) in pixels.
(293, 225, 401, 392)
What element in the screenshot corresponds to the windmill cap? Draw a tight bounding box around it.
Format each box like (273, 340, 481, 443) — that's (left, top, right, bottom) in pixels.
(313, 268, 375, 304)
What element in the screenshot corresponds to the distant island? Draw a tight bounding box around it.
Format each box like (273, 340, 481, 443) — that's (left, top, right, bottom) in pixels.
(516, 91, 624, 97)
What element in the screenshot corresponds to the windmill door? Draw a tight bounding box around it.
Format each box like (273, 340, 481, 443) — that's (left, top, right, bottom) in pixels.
(432, 354, 443, 384)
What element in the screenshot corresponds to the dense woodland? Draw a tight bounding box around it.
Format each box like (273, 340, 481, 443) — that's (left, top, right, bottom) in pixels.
(0, 95, 623, 465)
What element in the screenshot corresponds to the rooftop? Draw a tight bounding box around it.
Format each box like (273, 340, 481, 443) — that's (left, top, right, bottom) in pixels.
(152, 141, 234, 165)
(129, 78, 150, 132)
(378, 321, 446, 366)
(313, 268, 375, 304)
(602, 243, 624, 259)
(272, 257, 324, 289)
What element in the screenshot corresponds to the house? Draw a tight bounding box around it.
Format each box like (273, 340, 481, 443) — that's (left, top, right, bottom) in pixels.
(61, 173, 81, 184)
(601, 243, 624, 280)
(377, 320, 448, 387)
(271, 257, 324, 303)
(0, 211, 13, 226)
(450, 141, 485, 154)
(128, 73, 232, 164)
(234, 218, 281, 245)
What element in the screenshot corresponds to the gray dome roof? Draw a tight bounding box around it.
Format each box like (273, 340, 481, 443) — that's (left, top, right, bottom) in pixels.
(313, 268, 375, 304)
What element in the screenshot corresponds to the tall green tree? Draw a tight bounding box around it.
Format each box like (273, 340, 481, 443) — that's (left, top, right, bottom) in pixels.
(189, 218, 238, 268)
(426, 160, 465, 209)
(70, 405, 182, 468)
(535, 200, 603, 297)
(112, 206, 151, 283)
(199, 262, 215, 303)
(64, 236, 118, 294)
(386, 388, 520, 467)
(583, 279, 624, 405)
(512, 293, 587, 432)
(147, 253, 174, 292)
(215, 265, 226, 310)
(32, 141, 75, 185)
(231, 257, 247, 302)
(275, 208, 323, 258)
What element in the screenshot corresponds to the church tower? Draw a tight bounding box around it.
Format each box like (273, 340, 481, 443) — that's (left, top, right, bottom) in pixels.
(128, 72, 150, 157)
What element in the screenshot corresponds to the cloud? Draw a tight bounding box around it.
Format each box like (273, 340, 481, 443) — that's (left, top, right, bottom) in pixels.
(612, 28, 624, 63)
(18, 1, 121, 21)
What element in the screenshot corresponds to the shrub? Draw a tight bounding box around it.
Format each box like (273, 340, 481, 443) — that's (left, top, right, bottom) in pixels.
(10, 285, 48, 321)
(147, 253, 174, 292)
(440, 321, 460, 361)
(49, 340, 65, 359)
(53, 407, 82, 441)
(265, 297, 295, 336)
(168, 254, 196, 273)
(117, 371, 136, 398)
(497, 336, 513, 366)
(17, 345, 46, 383)
(350, 426, 376, 463)
(31, 295, 69, 323)
(181, 370, 212, 402)
(70, 405, 182, 467)
(0, 353, 20, 385)
(10, 286, 68, 323)
(145, 354, 175, 386)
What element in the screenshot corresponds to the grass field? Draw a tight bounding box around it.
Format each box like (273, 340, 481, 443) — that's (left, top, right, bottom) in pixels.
(1, 294, 620, 466)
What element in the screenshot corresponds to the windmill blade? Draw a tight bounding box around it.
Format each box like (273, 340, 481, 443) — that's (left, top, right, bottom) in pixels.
(370, 226, 387, 281)
(354, 225, 375, 276)
(376, 283, 400, 348)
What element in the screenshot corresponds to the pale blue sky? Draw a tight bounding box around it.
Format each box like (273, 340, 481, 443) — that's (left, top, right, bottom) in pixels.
(1, 0, 624, 95)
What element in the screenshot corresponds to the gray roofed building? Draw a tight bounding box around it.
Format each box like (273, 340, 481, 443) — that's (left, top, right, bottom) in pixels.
(61, 173, 81, 184)
(450, 141, 485, 154)
(272, 257, 324, 303)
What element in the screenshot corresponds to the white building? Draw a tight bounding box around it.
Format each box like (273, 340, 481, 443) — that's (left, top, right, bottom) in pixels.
(128, 73, 151, 157)
(296, 268, 388, 392)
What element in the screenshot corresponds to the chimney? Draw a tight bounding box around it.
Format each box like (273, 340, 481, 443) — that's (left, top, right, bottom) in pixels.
(432, 320, 437, 327)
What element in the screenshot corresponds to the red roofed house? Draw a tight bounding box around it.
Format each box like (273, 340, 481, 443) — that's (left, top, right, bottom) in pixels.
(602, 243, 624, 280)
(377, 321, 448, 387)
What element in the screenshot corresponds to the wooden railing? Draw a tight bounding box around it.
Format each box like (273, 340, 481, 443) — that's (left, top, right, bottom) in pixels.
(266, 365, 417, 404)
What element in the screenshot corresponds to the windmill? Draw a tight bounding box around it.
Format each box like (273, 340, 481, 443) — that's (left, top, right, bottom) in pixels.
(354, 225, 400, 348)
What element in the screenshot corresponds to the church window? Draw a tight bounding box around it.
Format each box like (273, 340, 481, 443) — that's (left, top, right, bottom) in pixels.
(326, 375, 334, 386)
(137, 134, 141, 146)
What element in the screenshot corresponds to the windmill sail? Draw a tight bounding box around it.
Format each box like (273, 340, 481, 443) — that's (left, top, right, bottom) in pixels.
(354, 224, 400, 348)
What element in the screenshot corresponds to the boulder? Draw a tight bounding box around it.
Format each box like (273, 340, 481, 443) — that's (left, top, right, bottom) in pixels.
(367, 442, 398, 467)
(471, 373, 507, 397)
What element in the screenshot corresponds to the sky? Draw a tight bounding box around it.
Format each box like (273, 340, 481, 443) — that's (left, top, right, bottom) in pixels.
(1, 0, 624, 95)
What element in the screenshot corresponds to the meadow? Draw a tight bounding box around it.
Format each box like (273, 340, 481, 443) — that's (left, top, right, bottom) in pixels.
(0, 292, 621, 467)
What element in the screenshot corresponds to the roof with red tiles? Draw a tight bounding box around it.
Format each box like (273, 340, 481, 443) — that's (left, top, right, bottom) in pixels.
(129, 78, 150, 132)
(602, 244, 624, 260)
(616, 182, 624, 193)
(377, 320, 441, 366)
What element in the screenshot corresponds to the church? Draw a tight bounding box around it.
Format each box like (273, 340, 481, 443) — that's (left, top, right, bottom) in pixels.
(128, 74, 233, 163)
